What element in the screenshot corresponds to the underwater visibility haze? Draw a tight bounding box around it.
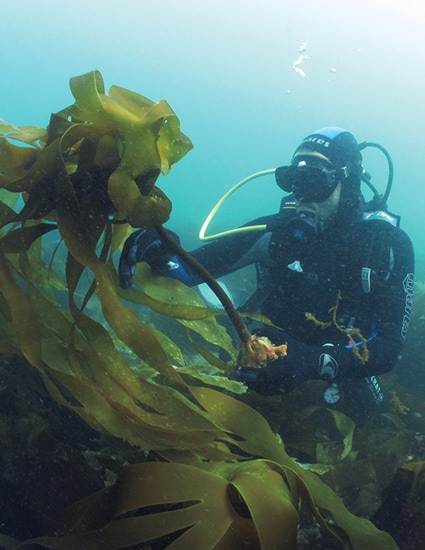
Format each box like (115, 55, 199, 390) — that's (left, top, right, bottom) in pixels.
(0, 1, 425, 548)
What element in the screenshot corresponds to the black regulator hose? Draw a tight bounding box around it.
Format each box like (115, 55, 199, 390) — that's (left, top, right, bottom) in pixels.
(359, 141, 394, 205)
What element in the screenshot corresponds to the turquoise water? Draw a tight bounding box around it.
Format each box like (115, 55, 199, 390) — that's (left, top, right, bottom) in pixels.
(1, 2, 425, 545)
(1, 0, 423, 270)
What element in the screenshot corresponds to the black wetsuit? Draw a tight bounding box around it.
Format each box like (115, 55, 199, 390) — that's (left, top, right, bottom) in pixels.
(172, 200, 415, 416)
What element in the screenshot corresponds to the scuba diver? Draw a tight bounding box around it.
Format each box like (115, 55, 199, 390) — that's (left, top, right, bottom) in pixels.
(118, 127, 415, 421)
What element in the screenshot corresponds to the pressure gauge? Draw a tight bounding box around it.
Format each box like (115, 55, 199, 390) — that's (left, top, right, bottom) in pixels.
(323, 383, 342, 405)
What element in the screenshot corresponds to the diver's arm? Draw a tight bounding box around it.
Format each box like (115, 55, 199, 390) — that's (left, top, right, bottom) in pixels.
(118, 215, 276, 288)
(187, 224, 274, 281)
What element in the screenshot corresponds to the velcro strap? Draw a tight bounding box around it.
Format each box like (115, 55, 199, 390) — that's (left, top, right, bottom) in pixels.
(361, 267, 371, 294)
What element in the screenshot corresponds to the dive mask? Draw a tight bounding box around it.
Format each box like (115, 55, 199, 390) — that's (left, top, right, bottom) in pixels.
(275, 163, 348, 202)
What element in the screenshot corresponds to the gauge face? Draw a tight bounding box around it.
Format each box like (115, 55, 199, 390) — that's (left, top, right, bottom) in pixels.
(323, 383, 341, 404)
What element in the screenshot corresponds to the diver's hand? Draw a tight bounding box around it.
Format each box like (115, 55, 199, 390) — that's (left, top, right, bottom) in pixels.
(119, 228, 172, 289)
(235, 327, 337, 394)
(235, 356, 291, 395)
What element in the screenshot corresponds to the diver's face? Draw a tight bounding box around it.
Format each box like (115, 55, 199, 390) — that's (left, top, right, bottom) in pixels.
(292, 150, 342, 225)
(295, 182, 341, 223)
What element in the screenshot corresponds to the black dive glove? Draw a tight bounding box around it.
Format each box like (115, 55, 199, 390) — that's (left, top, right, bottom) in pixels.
(119, 228, 177, 289)
(234, 327, 340, 395)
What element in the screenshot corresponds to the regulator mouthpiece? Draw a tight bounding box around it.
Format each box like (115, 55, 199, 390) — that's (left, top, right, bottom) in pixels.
(286, 211, 318, 242)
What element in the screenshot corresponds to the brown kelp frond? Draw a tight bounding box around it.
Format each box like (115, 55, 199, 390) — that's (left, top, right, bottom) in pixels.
(0, 117, 47, 148)
(19, 459, 351, 550)
(129, 263, 238, 359)
(0, 70, 195, 376)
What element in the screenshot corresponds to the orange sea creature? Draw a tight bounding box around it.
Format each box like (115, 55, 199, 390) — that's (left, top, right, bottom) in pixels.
(236, 335, 288, 369)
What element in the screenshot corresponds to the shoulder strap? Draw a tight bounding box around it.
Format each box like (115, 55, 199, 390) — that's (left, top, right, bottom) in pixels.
(361, 209, 400, 228)
(358, 210, 399, 294)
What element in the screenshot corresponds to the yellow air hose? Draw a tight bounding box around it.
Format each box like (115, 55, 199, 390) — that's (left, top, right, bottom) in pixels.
(199, 168, 276, 241)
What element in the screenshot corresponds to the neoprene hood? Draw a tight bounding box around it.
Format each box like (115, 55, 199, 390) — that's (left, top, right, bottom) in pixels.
(293, 127, 362, 183)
